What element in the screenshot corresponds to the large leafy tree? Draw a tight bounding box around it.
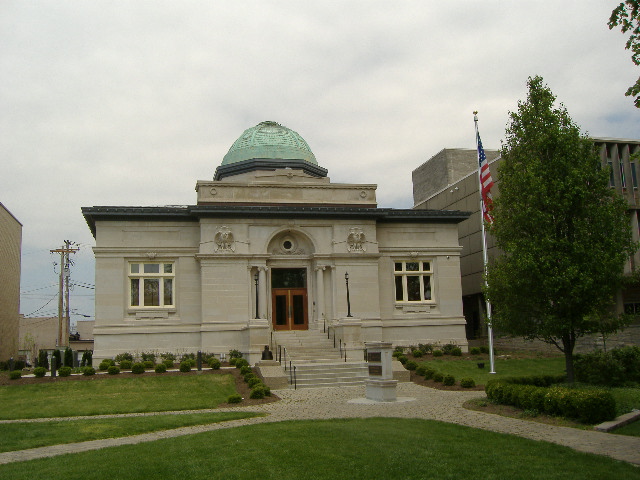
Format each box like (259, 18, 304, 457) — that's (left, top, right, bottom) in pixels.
(609, 1, 640, 107)
(485, 76, 635, 382)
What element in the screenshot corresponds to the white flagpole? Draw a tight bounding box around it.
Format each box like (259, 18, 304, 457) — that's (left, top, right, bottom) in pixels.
(473, 111, 496, 374)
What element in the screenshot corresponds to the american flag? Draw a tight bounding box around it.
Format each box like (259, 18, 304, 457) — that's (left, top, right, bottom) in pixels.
(477, 131, 494, 223)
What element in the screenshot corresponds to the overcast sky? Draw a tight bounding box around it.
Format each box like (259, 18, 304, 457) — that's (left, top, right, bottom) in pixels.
(2, 1, 638, 325)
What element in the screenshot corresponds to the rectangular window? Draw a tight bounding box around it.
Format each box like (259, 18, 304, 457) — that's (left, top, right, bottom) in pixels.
(394, 260, 433, 302)
(129, 262, 175, 308)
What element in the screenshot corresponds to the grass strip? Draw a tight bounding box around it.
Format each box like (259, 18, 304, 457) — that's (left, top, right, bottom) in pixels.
(0, 411, 262, 453)
(418, 355, 566, 385)
(0, 418, 638, 479)
(0, 374, 237, 420)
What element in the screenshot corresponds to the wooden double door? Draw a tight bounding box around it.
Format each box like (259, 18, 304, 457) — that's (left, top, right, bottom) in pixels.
(271, 268, 308, 331)
(272, 288, 308, 330)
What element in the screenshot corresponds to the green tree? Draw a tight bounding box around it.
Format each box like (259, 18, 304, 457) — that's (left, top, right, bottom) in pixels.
(485, 76, 636, 382)
(609, 1, 640, 107)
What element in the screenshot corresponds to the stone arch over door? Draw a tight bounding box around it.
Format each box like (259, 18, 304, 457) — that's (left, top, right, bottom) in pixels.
(265, 227, 316, 256)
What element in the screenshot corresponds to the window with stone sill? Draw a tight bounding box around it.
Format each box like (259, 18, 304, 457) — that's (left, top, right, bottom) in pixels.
(129, 262, 174, 308)
(394, 261, 433, 303)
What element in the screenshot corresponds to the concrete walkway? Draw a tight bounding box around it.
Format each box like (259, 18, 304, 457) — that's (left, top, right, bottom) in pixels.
(1, 383, 640, 466)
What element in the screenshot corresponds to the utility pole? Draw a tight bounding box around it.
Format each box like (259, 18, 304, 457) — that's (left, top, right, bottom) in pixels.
(51, 241, 79, 348)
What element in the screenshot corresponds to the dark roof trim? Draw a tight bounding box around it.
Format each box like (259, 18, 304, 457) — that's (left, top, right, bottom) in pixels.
(81, 205, 470, 238)
(214, 159, 328, 180)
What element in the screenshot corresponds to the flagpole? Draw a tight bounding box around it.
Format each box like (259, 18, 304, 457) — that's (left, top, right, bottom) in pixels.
(473, 111, 496, 374)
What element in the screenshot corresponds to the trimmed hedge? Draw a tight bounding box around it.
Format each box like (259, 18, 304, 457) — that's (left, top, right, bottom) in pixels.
(33, 366, 47, 378)
(574, 346, 640, 387)
(442, 374, 456, 386)
(485, 375, 615, 424)
(58, 366, 72, 377)
(108, 365, 120, 375)
(155, 363, 167, 373)
(208, 357, 221, 370)
(9, 370, 21, 380)
(227, 393, 242, 404)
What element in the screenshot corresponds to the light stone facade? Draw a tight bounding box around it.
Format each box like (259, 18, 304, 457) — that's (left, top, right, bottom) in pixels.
(0, 202, 21, 360)
(83, 122, 470, 363)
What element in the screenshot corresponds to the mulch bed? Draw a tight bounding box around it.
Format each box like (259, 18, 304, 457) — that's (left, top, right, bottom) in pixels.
(408, 370, 485, 391)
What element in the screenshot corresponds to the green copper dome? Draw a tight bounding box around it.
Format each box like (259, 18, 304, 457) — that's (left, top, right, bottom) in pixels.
(215, 121, 327, 180)
(222, 121, 317, 166)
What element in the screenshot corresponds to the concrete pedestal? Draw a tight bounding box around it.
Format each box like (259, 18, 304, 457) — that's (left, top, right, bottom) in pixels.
(365, 379, 398, 402)
(364, 341, 398, 402)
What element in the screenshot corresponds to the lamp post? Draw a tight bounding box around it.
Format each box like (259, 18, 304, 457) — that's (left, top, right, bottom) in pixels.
(254, 271, 259, 319)
(345, 272, 352, 317)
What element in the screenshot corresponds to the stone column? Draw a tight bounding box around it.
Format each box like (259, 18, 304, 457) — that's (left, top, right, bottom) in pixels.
(315, 266, 325, 329)
(365, 341, 397, 402)
(258, 267, 268, 319)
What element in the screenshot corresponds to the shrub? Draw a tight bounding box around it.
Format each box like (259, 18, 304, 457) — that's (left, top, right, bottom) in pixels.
(155, 363, 167, 373)
(392, 351, 403, 358)
(412, 349, 423, 358)
(33, 367, 47, 378)
(574, 346, 640, 386)
(422, 367, 436, 380)
(64, 347, 73, 367)
(131, 363, 145, 374)
(235, 358, 249, 369)
(227, 394, 242, 404)
(244, 373, 258, 383)
(415, 365, 428, 376)
(160, 352, 176, 363)
(115, 352, 134, 363)
(179, 361, 192, 373)
(418, 343, 433, 354)
(37, 349, 49, 370)
(404, 360, 418, 371)
(52, 349, 62, 369)
(433, 372, 444, 382)
(250, 386, 266, 399)
(81, 350, 92, 367)
(393, 345, 404, 353)
(119, 360, 132, 370)
(142, 360, 155, 369)
(108, 366, 120, 375)
(163, 359, 174, 369)
(82, 366, 96, 376)
(451, 347, 462, 357)
(470, 347, 481, 355)
(460, 377, 476, 388)
(443, 374, 456, 386)
(229, 349, 243, 359)
(58, 366, 72, 377)
(229, 357, 237, 366)
(208, 357, 221, 370)
(9, 370, 21, 380)
(397, 355, 408, 365)
(432, 349, 443, 357)
(240, 365, 252, 375)
(479, 345, 490, 354)
(442, 344, 456, 355)
(99, 359, 115, 371)
(263, 385, 271, 396)
(141, 352, 156, 363)
(248, 377, 262, 388)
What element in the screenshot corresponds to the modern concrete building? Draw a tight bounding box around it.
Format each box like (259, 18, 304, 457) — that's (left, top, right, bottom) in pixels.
(413, 138, 640, 341)
(83, 121, 471, 363)
(0, 202, 21, 361)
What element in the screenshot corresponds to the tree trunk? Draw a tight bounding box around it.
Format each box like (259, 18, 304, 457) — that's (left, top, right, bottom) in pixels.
(562, 334, 575, 383)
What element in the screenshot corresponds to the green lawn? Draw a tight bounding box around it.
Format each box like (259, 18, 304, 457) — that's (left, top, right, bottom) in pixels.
(0, 418, 637, 479)
(0, 411, 261, 453)
(417, 354, 566, 385)
(614, 419, 640, 437)
(0, 373, 237, 419)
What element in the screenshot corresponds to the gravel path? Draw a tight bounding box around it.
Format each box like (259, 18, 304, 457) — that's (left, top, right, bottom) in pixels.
(1, 383, 639, 466)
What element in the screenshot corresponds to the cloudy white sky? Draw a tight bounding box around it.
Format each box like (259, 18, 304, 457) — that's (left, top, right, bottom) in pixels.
(2, 1, 638, 324)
